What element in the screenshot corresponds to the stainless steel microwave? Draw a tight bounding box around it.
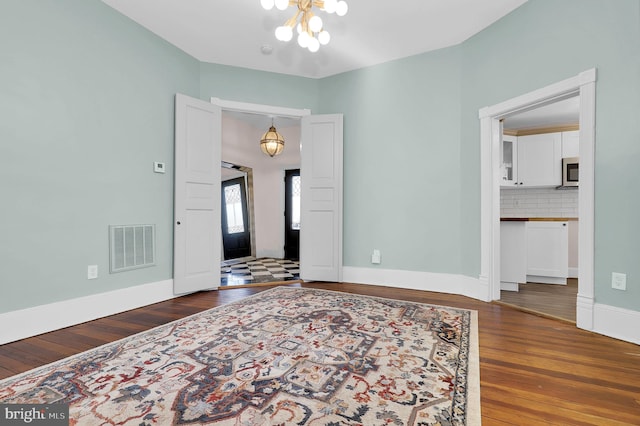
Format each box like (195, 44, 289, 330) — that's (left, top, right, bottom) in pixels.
(562, 157, 579, 187)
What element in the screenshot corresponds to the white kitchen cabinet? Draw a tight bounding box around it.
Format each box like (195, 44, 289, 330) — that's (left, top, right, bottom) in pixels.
(501, 135, 518, 187)
(501, 221, 527, 291)
(517, 133, 562, 187)
(526, 221, 568, 284)
(562, 130, 580, 157)
(501, 132, 562, 188)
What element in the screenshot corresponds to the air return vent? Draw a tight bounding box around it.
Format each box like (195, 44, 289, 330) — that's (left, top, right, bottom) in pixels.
(109, 224, 155, 273)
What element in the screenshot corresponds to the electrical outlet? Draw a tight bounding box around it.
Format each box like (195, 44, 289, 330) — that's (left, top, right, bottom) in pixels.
(371, 249, 381, 264)
(88, 265, 98, 280)
(611, 272, 626, 290)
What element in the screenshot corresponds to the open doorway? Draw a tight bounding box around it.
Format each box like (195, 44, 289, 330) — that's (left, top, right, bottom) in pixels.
(479, 69, 596, 332)
(497, 96, 580, 322)
(219, 108, 304, 288)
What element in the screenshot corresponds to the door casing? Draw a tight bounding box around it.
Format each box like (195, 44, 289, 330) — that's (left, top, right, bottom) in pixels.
(479, 68, 597, 332)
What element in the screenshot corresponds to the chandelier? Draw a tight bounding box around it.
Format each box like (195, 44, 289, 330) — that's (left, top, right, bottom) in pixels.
(260, 0, 348, 53)
(260, 120, 285, 157)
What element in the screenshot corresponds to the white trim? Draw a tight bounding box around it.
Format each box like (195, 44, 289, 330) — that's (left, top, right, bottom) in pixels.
(343, 267, 487, 301)
(568, 267, 579, 278)
(0, 280, 175, 345)
(210, 97, 311, 118)
(526, 275, 566, 285)
(500, 282, 519, 291)
(479, 69, 597, 333)
(592, 303, 640, 345)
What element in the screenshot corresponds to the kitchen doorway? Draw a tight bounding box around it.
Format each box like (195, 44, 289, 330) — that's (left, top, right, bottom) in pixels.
(497, 99, 580, 322)
(479, 69, 597, 332)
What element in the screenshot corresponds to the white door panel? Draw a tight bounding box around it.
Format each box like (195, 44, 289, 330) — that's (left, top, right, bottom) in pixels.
(300, 114, 343, 282)
(174, 94, 221, 294)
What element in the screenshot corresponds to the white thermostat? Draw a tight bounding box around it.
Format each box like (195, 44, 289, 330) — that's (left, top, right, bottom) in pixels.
(154, 162, 165, 173)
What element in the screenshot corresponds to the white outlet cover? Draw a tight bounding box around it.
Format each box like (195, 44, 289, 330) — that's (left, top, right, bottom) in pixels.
(154, 162, 165, 173)
(88, 265, 98, 280)
(612, 272, 626, 290)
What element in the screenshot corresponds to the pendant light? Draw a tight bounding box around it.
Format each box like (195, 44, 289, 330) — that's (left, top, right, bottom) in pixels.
(260, 119, 285, 157)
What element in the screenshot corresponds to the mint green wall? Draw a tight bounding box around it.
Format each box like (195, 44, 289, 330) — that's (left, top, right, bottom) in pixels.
(458, 0, 640, 310)
(319, 48, 462, 273)
(2, 0, 638, 316)
(318, 0, 640, 312)
(199, 63, 319, 111)
(0, 0, 199, 313)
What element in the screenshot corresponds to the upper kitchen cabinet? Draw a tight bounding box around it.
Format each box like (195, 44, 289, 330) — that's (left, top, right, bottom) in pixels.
(501, 135, 518, 186)
(501, 132, 562, 188)
(562, 130, 580, 157)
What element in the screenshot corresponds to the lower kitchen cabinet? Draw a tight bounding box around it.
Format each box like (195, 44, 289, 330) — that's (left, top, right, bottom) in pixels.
(501, 221, 527, 291)
(526, 221, 569, 284)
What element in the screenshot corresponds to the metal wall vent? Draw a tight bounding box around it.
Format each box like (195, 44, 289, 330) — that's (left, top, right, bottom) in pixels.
(109, 224, 155, 273)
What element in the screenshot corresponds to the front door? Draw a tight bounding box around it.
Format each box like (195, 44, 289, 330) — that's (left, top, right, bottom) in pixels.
(221, 177, 251, 260)
(284, 169, 301, 260)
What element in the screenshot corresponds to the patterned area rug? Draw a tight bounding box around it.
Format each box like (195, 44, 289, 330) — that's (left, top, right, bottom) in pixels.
(0, 287, 480, 425)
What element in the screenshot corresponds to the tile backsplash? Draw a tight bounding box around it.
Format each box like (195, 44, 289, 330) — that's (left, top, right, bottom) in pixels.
(500, 187, 578, 218)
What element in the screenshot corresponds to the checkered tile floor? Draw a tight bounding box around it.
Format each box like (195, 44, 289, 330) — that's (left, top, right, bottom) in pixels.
(220, 257, 300, 286)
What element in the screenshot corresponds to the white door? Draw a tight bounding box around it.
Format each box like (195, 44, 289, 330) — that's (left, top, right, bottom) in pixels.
(300, 114, 343, 282)
(173, 94, 221, 294)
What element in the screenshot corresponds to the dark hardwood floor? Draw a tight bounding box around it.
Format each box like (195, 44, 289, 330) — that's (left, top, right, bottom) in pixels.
(499, 278, 578, 323)
(1, 282, 639, 425)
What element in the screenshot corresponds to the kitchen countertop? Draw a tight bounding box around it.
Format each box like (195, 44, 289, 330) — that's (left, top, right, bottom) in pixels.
(500, 217, 578, 221)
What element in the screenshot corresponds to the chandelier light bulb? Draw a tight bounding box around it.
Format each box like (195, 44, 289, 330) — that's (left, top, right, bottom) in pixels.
(261, 0, 275, 10)
(274, 0, 289, 11)
(262, 0, 347, 51)
(309, 15, 323, 33)
(297, 31, 310, 48)
(318, 30, 330, 45)
(323, 0, 337, 14)
(275, 25, 293, 41)
(307, 37, 320, 52)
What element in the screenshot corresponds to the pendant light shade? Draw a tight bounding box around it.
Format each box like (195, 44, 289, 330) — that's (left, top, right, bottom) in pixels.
(260, 123, 285, 157)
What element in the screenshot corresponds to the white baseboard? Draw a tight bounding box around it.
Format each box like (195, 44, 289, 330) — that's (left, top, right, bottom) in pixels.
(526, 275, 566, 285)
(344, 267, 640, 345)
(592, 303, 640, 345)
(342, 266, 487, 301)
(568, 267, 579, 278)
(501, 281, 519, 292)
(0, 279, 176, 345)
(3, 274, 638, 347)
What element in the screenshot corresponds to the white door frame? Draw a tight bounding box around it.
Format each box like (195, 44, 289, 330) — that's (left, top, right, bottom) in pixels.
(478, 68, 597, 332)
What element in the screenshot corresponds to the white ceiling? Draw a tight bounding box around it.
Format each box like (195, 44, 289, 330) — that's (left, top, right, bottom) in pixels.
(102, 0, 528, 79)
(102, 0, 574, 130)
(504, 96, 580, 131)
